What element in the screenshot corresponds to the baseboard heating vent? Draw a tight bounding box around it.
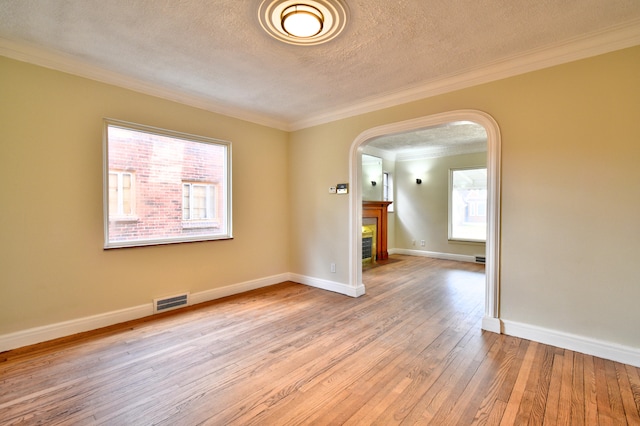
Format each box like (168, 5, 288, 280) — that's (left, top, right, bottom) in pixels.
(154, 293, 189, 313)
(475, 256, 486, 264)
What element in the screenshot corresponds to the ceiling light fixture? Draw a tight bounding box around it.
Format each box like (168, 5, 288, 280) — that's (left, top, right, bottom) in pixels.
(259, 0, 348, 46)
(281, 4, 324, 38)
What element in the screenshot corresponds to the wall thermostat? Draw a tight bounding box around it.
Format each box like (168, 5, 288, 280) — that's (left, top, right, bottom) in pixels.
(336, 183, 348, 194)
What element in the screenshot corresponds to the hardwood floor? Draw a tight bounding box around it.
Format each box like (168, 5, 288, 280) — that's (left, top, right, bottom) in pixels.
(1, 256, 639, 425)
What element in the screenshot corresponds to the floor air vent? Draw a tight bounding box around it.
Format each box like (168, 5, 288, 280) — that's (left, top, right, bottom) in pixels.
(475, 256, 486, 264)
(154, 293, 189, 313)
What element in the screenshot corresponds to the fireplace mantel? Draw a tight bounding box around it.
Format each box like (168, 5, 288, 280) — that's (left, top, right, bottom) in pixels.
(363, 201, 392, 261)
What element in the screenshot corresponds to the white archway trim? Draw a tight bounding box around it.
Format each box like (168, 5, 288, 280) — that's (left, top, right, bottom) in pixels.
(348, 109, 502, 333)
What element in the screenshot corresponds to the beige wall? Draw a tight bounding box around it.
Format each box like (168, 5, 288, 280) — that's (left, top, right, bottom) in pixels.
(394, 152, 486, 256)
(0, 57, 290, 335)
(2, 46, 639, 351)
(289, 46, 640, 348)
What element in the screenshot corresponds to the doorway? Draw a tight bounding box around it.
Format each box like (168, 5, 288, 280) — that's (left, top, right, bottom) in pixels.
(348, 110, 501, 333)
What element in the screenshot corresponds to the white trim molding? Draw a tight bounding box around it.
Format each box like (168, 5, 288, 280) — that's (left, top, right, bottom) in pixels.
(349, 110, 501, 333)
(482, 317, 502, 334)
(502, 320, 640, 368)
(189, 273, 290, 305)
(289, 273, 365, 298)
(0, 304, 153, 354)
(390, 248, 476, 263)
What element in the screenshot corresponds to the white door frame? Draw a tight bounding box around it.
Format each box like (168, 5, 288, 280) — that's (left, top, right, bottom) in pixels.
(348, 109, 502, 333)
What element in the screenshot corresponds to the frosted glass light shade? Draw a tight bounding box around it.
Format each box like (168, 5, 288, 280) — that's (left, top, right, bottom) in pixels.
(281, 4, 324, 37)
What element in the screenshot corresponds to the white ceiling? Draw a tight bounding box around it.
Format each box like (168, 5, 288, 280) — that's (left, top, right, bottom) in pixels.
(1, 0, 639, 132)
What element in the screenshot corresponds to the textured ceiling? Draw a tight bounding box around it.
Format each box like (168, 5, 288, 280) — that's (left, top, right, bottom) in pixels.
(367, 121, 487, 157)
(1, 0, 640, 132)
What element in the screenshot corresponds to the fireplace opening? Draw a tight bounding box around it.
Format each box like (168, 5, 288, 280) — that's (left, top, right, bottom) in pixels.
(362, 223, 376, 263)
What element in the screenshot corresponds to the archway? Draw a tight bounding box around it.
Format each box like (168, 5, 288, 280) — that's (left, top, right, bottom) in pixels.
(348, 110, 501, 333)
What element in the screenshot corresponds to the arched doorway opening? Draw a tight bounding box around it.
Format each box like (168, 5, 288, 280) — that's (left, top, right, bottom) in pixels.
(348, 110, 501, 332)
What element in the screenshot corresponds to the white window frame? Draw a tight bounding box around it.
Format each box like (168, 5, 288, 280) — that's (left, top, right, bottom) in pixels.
(448, 166, 487, 243)
(103, 119, 232, 248)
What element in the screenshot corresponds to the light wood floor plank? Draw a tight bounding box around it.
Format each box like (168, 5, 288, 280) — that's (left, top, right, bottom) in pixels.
(625, 363, 640, 417)
(543, 352, 565, 425)
(616, 362, 640, 424)
(584, 354, 600, 425)
(570, 351, 586, 425)
(499, 340, 538, 425)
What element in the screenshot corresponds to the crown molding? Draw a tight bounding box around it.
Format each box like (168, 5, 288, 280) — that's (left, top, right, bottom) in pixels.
(0, 38, 291, 132)
(290, 19, 640, 130)
(2, 18, 639, 133)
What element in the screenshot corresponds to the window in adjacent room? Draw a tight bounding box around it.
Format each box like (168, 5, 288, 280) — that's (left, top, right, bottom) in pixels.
(383, 171, 394, 212)
(449, 167, 487, 242)
(104, 119, 232, 248)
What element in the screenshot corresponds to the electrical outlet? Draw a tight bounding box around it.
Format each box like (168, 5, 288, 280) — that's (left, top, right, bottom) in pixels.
(412, 240, 416, 246)
(420, 240, 426, 247)
(330, 263, 336, 273)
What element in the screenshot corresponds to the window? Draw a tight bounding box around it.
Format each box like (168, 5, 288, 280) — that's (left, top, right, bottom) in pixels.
(383, 172, 394, 212)
(182, 182, 218, 227)
(104, 119, 232, 248)
(108, 171, 135, 219)
(449, 167, 487, 242)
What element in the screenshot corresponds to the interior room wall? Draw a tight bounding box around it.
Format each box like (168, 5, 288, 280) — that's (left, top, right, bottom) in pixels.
(0, 56, 290, 337)
(288, 46, 640, 350)
(361, 154, 383, 201)
(394, 152, 486, 257)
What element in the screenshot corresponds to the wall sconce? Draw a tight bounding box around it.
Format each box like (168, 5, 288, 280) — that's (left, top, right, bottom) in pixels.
(371, 181, 377, 186)
(416, 178, 422, 184)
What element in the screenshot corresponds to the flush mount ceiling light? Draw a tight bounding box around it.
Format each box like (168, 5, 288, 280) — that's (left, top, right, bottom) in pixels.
(259, 0, 348, 46)
(282, 4, 324, 37)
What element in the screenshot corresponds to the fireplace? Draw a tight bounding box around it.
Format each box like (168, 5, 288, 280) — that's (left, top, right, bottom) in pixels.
(363, 201, 392, 261)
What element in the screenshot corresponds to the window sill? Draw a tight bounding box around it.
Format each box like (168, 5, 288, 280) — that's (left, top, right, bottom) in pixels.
(448, 238, 486, 245)
(109, 216, 139, 223)
(182, 220, 219, 229)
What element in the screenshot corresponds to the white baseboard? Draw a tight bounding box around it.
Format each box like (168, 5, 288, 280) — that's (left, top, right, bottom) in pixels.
(189, 273, 290, 305)
(288, 273, 365, 297)
(390, 248, 476, 263)
(0, 273, 289, 353)
(0, 304, 153, 354)
(481, 316, 502, 334)
(502, 320, 640, 368)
